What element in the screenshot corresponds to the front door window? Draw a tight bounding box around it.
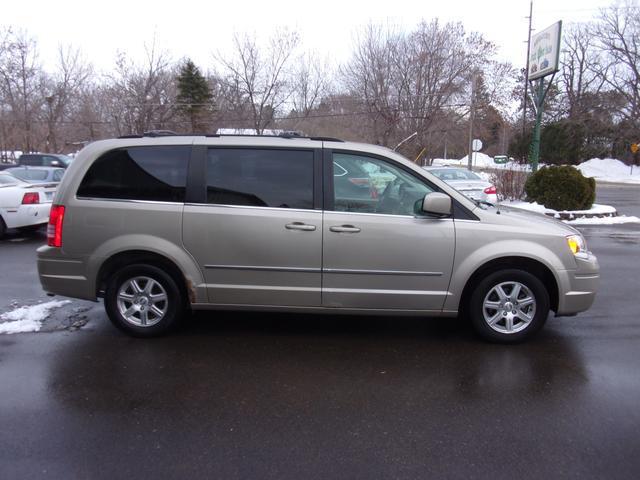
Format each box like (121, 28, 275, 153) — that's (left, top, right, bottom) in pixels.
(333, 153, 433, 216)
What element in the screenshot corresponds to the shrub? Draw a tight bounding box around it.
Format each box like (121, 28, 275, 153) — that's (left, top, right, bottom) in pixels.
(524, 166, 596, 211)
(490, 168, 529, 201)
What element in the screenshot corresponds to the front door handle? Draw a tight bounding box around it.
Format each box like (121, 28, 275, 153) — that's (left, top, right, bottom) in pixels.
(285, 222, 316, 231)
(330, 225, 361, 233)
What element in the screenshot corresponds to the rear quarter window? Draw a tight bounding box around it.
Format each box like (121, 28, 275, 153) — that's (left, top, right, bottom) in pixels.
(76, 146, 190, 202)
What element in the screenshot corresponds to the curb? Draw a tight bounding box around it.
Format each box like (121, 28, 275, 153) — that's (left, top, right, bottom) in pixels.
(545, 209, 619, 220)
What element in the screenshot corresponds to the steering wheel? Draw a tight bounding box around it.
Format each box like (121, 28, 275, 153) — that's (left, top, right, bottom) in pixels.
(375, 178, 402, 214)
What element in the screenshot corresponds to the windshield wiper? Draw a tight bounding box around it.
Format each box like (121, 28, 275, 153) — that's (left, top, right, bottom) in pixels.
(473, 199, 500, 213)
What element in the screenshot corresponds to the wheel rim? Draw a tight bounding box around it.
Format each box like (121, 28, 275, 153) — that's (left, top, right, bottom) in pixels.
(116, 276, 168, 327)
(482, 281, 536, 334)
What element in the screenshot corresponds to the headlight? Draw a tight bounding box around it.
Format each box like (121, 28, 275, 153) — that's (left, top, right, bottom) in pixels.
(567, 234, 587, 255)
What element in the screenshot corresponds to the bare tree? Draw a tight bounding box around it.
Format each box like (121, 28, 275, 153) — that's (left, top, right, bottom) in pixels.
(105, 37, 177, 135)
(560, 23, 606, 120)
(0, 29, 44, 152)
(342, 21, 501, 152)
(290, 51, 331, 120)
(341, 24, 401, 145)
(593, 1, 640, 127)
(43, 46, 93, 151)
(216, 30, 300, 133)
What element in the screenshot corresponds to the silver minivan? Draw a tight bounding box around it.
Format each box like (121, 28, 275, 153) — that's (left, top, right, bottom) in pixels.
(37, 134, 599, 342)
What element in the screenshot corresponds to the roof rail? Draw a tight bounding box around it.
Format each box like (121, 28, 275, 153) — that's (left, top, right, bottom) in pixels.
(143, 130, 178, 137)
(117, 132, 344, 142)
(308, 136, 344, 142)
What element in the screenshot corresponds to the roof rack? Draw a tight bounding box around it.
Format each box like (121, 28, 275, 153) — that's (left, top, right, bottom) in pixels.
(117, 131, 344, 142)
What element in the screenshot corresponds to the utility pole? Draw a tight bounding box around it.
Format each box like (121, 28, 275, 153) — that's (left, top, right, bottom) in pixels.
(529, 78, 546, 172)
(522, 0, 533, 161)
(467, 73, 477, 171)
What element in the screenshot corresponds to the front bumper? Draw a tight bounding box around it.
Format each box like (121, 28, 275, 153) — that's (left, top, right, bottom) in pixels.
(556, 252, 599, 316)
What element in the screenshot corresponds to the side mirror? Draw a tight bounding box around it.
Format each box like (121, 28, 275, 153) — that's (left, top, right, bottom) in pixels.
(50, 160, 60, 167)
(416, 192, 452, 217)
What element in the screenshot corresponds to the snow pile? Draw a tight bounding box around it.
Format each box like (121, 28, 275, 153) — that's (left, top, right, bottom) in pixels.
(459, 152, 496, 168)
(501, 201, 640, 225)
(434, 155, 533, 171)
(576, 158, 640, 184)
(0, 300, 71, 334)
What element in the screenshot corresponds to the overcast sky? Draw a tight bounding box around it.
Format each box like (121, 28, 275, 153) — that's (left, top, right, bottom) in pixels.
(5, 0, 612, 72)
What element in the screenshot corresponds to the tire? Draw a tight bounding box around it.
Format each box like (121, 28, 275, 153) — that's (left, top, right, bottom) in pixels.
(0, 217, 5, 239)
(468, 269, 550, 343)
(104, 264, 185, 337)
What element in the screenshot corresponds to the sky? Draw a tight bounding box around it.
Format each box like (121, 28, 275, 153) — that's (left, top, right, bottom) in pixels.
(4, 0, 613, 73)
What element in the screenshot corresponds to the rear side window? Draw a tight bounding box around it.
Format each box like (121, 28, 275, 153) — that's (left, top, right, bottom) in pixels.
(19, 155, 40, 166)
(206, 148, 314, 209)
(0, 174, 17, 185)
(77, 146, 189, 202)
(12, 169, 48, 181)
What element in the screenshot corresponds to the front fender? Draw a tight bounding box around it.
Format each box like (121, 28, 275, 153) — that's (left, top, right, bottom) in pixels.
(444, 239, 570, 312)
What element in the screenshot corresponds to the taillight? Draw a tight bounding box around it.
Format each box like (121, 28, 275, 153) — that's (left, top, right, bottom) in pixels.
(22, 192, 40, 204)
(47, 205, 65, 248)
(484, 185, 497, 195)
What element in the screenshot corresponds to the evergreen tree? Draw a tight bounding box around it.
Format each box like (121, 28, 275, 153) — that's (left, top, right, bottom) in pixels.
(176, 59, 213, 133)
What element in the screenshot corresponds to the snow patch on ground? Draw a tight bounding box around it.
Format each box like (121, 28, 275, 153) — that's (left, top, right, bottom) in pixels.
(501, 201, 640, 225)
(0, 300, 71, 334)
(577, 158, 640, 184)
(566, 215, 640, 225)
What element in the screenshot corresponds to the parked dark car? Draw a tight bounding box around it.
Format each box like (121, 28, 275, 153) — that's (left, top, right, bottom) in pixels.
(17, 153, 73, 168)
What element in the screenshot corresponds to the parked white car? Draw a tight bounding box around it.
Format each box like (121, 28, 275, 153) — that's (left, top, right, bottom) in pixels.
(424, 167, 498, 204)
(0, 172, 57, 237)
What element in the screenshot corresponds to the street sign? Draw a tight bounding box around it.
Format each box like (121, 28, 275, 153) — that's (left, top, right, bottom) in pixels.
(528, 21, 562, 81)
(631, 143, 639, 154)
(472, 139, 483, 152)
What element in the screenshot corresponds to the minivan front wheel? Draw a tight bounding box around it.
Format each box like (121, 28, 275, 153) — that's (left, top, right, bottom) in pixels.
(468, 269, 550, 343)
(105, 264, 185, 337)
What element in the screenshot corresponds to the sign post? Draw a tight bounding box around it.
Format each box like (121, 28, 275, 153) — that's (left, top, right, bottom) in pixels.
(527, 21, 562, 172)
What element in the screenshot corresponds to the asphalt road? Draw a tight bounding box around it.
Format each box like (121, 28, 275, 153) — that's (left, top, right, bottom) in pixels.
(0, 185, 639, 479)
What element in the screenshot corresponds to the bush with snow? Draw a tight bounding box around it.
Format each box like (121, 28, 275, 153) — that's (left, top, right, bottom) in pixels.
(525, 166, 596, 211)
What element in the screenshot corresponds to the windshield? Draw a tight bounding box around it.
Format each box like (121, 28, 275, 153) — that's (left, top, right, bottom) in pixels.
(56, 155, 73, 166)
(429, 169, 481, 181)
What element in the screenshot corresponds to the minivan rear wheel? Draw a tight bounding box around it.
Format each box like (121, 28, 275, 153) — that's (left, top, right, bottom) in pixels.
(468, 269, 549, 343)
(105, 264, 185, 337)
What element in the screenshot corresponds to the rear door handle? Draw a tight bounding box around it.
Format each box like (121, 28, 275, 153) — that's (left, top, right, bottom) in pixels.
(329, 225, 361, 233)
(285, 222, 316, 231)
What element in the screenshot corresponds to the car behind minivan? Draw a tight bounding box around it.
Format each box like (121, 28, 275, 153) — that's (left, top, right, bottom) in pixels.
(37, 134, 599, 342)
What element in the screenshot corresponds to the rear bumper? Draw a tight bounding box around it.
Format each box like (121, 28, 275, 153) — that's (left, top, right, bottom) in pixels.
(556, 252, 599, 316)
(37, 245, 96, 301)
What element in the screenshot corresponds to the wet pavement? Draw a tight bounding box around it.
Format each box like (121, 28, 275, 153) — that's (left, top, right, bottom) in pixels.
(0, 185, 639, 479)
